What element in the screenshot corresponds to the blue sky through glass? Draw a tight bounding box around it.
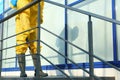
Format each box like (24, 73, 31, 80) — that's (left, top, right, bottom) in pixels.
(0, 0, 3, 14)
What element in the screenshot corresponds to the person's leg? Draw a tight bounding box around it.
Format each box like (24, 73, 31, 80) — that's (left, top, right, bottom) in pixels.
(28, 0, 48, 77)
(17, 54, 27, 77)
(31, 54, 48, 77)
(28, 31, 48, 77)
(16, 0, 31, 76)
(16, 16, 28, 77)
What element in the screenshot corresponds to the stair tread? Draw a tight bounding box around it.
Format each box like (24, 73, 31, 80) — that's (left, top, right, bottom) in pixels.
(0, 76, 115, 80)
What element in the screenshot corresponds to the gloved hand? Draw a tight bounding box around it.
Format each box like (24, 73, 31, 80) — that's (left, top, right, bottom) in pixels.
(10, 0, 18, 8)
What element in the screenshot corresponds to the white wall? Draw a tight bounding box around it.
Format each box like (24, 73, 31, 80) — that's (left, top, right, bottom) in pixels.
(67, 0, 113, 63)
(116, 0, 120, 60)
(40, 0, 65, 65)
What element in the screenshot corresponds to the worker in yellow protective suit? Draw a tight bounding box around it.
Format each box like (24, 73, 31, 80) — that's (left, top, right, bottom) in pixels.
(10, 0, 48, 77)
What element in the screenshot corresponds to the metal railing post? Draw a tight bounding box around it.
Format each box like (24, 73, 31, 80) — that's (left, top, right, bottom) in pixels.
(36, 0, 41, 78)
(0, 23, 3, 77)
(65, 0, 68, 68)
(88, 15, 94, 80)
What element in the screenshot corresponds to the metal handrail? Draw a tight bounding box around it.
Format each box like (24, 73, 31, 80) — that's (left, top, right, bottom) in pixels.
(1, 0, 120, 25)
(0, 0, 120, 80)
(0, 53, 74, 80)
(0, 0, 39, 23)
(0, 0, 78, 79)
(39, 53, 74, 80)
(40, 39, 102, 80)
(40, 26, 120, 71)
(44, 0, 120, 25)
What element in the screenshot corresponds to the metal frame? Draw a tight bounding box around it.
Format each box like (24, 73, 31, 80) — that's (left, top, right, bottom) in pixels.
(0, 0, 4, 77)
(0, 21, 3, 77)
(64, 0, 68, 67)
(112, 0, 118, 62)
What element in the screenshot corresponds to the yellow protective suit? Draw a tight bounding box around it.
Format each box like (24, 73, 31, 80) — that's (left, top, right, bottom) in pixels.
(16, 0, 44, 54)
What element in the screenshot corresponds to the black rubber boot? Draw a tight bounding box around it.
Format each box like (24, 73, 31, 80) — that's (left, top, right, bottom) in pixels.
(17, 54, 27, 77)
(31, 54, 48, 77)
(34, 69, 48, 77)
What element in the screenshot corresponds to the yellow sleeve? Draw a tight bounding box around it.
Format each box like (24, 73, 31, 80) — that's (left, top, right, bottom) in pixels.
(40, 0, 44, 24)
